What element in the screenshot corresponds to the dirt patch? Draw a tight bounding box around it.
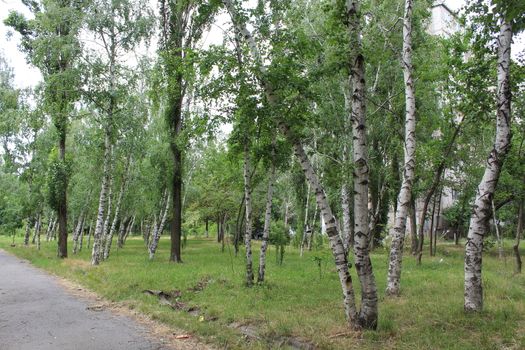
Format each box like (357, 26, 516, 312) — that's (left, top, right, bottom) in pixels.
(55, 276, 214, 350)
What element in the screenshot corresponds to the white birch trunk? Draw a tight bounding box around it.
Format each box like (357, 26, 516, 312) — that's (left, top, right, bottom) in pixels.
(386, 0, 417, 296)
(73, 214, 84, 254)
(464, 22, 512, 312)
(258, 139, 276, 283)
(91, 134, 112, 266)
(243, 143, 254, 286)
(347, 0, 378, 329)
(100, 172, 113, 260)
(104, 158, 130, 260)
(149, 191, 171, 260)
(35, 215, 41, 250)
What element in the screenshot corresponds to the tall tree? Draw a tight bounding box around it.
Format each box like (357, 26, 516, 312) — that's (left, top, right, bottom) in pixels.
(386, 0, 417, 296)
(6, 0, 85, 258)
(464, 14, 513, 312)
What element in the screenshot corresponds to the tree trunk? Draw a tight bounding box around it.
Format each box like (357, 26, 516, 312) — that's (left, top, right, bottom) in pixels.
(429, 196, 437, 257)
(73, 213, 84, 254)
(91, 133, 112, 266)
(57, 134, 68, 258)
(258, 139, 276, 283)
(308, 204, 318, 251)
(409, 197, 418, 255)
(464, 22, 512, 312)
(79, 219, 86, 252)
(433, 190, 442, 256)
(205, 218, 209, 238)
(24, 217, 32, 246)
(514, 198, 523, 273)
(35, 214, 41, 250)
(170, 137, 183, 263)
(347, 0, 378, 329)
(386, 0, 417, 297)
(104, 157, 131, 260)
(100, 170, 113, 261)
(87, 221, 93, 249)
(300, 183, 311, 257)
(243, 143, 254, 286)
(491, 200, 504, 260)
(341, 182, 352, 252)
(149, 191, 171, 260)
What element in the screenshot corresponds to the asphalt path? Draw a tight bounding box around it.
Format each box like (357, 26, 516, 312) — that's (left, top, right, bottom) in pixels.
(0, 249, 169, 350)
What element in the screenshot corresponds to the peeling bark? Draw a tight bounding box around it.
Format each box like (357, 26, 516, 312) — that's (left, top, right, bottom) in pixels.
(91, 134, 112, 266)
(149, 191, 171, 260)
(258, 138, 276, 283)
(386, 0, 417, 297)
(464, 22, 512, 312)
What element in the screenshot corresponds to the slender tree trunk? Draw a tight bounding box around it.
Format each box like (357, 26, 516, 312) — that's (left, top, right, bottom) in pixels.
(433, 190, 442, 255)
(386, 0, 417, 296)
(45, 214, 54, 241)
(91, 133, 112, 266)
(87, 221, 93, 249)
(205, 218, 209, 238)
(429, 197, 437, 257)
(24, 217, 31, 246)
(100, 171, 113, 260)
(514, 198, 523, 273)
(464, 22, 512, 312)
(73, 213, 84, 254)
(409, 197, 418, 255)
(491, 200, 504, 260)
(243, 143, 254, 286)
(149, 192, 171, 260)
(308, 204, 318, 251)
(57, 134, 68, 258)
(300, 183, 311, 257)
(341, 181, 352, 252)
(258, 139, 276, 283)
(104, 157, 131, 260)
(35, 214, 41, 250)
(79, 219, 85, 252)
(123, 215, 134, 244)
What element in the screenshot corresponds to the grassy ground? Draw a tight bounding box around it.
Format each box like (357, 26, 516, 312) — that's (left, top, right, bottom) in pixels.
(1, 234, 524, 349)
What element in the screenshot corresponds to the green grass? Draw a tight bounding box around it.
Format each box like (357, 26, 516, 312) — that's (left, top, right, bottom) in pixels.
(1, 235, 524, 349)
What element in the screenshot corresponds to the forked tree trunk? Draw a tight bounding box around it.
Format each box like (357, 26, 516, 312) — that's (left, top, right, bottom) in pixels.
(149, 192, 171, 260)
(104, 158, 131, 260)
(347, 0, 377, 328)
(258, 139, 276, 283)
(91, 134, 112, 266)
(243, 143, 254, 286)
(100, 173, 113, 260)
(386, 0, 417, 297)
(73, 214, 84, 254)
(464, 22, 512, 312)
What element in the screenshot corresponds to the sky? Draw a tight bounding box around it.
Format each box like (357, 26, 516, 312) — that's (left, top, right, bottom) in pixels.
(0, 0, 522, 90)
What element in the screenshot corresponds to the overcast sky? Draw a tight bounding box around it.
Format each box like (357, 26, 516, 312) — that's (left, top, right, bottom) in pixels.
(0, 0, 522, 90)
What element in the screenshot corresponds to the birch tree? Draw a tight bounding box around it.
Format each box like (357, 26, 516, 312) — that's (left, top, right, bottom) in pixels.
(464, 17, 513, 312)
(386, 0, 417, 297)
